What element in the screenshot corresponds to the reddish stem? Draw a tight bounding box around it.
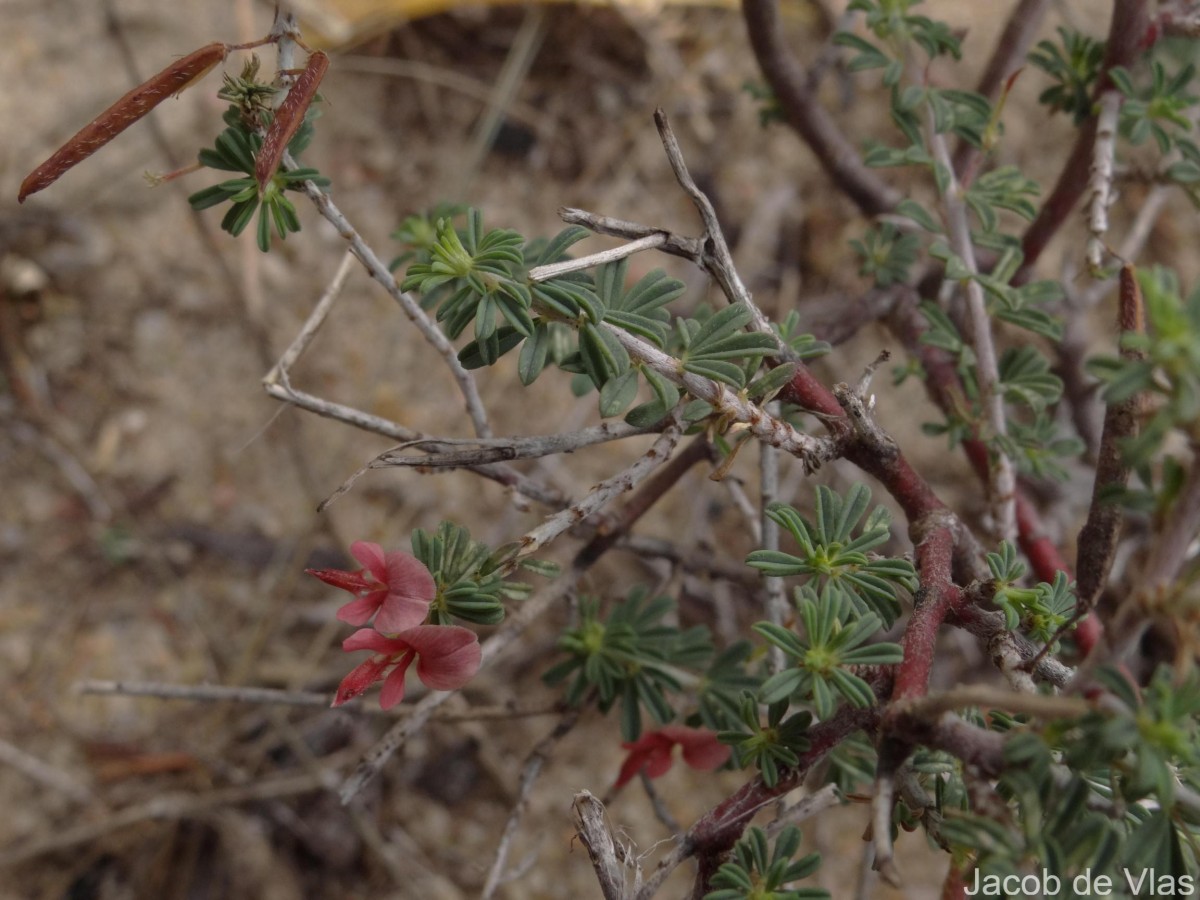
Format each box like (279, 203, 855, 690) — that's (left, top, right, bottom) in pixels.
(1016, 0, 1152, 282)
(893, 525, 961, 701)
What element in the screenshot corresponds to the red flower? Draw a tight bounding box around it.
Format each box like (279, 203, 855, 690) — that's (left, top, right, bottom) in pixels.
(333, 625, 481, 709)
(614, 725, 730, 789)
(307, 541, 436, 633)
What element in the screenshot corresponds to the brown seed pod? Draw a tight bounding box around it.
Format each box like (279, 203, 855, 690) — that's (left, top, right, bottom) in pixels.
(254, 51, 329, 194)
(18, 42, 230, 203)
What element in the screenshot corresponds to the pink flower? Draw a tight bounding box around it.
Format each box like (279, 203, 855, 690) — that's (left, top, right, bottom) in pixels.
(333, 625, 481, 709)
(307, 541, 436, 633)
(614, 725, 730, 789)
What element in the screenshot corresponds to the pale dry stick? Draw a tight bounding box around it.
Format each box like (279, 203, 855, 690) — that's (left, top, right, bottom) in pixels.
(1074, 181, 1174, 319)
(0, 772, 327, 867)
(722, 475, 762, 545)
(512, 412, 686, 563)
(528, 233, 668, 282)
(270, 249, 356, 378)
(0, 735, 94, 804)
(574, 790, 636, 900)
(633, 837, 691, 900)
(870, 767, 900, 887)
(8, 419, 112, 521)
(320, 421, 656, 512)
(262, 265, 569, 505)
(74, 679, 560, 721)
(1087, 91, 1123, 272)
(652, 110, 786, 355)
(765, 783, 841, 838)
(281, 150, 493, 438)
(369, 421, 655, 465)
(989, 629, 1040, 694)
(926, 112, 1016, 542)
(263, 375, 564, 506)
(480, 706, 584, 899)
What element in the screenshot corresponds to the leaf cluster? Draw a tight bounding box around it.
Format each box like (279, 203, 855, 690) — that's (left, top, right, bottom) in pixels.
(746, 484, 917, 626)
(946, 667, 1200, 887)
(754, 588, 902, 718)
(543, 588, 712, 740)
(412, 521, 553, 625)
(394, 209, 795, 423)
(717, 695, 812, 788)
(705, 826, 828, 900)
(1028, 27, 1105, 124)
(985, 542, 1077, 644)
(188, 106, 328, 252)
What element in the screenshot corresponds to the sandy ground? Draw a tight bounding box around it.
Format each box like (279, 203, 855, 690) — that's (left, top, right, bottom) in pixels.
(0, 0, 1169, 897)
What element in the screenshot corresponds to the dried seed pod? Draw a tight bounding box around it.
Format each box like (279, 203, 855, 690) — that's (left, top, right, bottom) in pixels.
(18, 42, 230, 203)
(255, 51, 329, 193)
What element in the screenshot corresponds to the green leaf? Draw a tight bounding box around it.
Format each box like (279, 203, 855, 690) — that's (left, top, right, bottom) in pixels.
(598, 370, 640, 418)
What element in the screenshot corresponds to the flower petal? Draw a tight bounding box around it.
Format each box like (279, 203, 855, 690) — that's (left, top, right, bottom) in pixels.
(350, 541, 388, 583)
(373, 593, 431, 633)
(342, 629, 408, 655)
(335, 590, 387, 626)
(640, 739, 676, 780)
(401, 626, 481, 691)
(384, 550, 437, 602)
(378, 652, 416, 709)
(664, 726, 730, 772)
(614, 734, 674, 789)
(614, 746, 653, 789)
(332, 657, 389, 707)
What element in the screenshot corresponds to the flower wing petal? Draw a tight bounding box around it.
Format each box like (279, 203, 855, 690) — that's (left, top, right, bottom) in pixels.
(669, 727, 731, 772)
(335, 590, 386, 626)
(373, 593, 431, 633)
(342, 629, 407, 654)
(350, 541, 388, 583)
(403, 626, 481, 691)
(378, 652, 416, 709)
(614, 745, 653, 789)
(384, 551, 437, 603)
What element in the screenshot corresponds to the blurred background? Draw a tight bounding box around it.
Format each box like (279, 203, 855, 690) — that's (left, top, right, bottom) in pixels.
(1, 0, 1174, 896)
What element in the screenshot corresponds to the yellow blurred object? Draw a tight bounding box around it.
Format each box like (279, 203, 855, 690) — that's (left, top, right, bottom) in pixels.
(282, 0, 741, 47)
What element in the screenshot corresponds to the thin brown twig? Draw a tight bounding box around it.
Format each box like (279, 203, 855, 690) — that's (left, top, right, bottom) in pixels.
(73, 679, 562, 720)
(741, 0, 900, 216)
(0, 735, 94, 804)
(281, 150, 493, 438)
(1017, 0, 1153, 282)
(0, 772, 329, 868)
(481, 706, 585, 899)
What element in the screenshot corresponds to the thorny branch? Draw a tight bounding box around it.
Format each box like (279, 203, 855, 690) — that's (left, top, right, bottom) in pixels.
(1017, 0, 1153, 282)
